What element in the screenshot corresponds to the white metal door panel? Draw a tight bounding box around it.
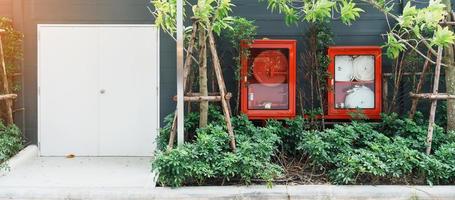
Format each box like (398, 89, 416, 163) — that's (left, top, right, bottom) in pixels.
(39, 26, 100, 156)
(98, 27, 158, 156)
(39, 25, 159, 156)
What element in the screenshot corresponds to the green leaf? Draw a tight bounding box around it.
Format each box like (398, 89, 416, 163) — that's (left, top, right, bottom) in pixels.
(303, 0, 336, 23)
(284, 6, 299, 25)
(339, 0, 364, 25)
(383, 33, 406, 59)
(431, 26, 455, 47)
(400, 2, 417, 28)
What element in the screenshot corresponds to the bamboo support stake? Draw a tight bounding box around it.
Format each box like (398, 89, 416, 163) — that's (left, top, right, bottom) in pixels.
(0, 94, 17, 101)
(409, 51, 432, 118)
(172, 93, 232, 102)
(409, 92, 455, 100)
(168, 21, 198, 150)
(208, 30, 236, 152)
(0, 29, 13, 125)
(186, 92, 225, 96)
(426, 47, 443, 155)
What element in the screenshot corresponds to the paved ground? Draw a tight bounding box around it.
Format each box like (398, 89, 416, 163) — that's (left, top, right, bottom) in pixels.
(2, 184, 455, 200)
(0, 156, 156, 188)
(1, 146, 455, 200)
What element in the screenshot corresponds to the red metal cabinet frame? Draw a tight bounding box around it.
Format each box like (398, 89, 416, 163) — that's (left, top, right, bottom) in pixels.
(240, 39, 297, 119)
(327, 46, 382, 119)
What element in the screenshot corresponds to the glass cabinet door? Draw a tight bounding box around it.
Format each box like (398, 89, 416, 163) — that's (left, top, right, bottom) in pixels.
(247, 48, 290, 110)
(334, 55, 375, 109)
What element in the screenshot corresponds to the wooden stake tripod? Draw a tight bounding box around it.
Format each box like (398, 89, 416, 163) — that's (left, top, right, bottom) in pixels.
(0, 29, 15, 125)
(408, 14, 455, 155)
(167, 20, 236, 151)
(409, 47, 444, 155)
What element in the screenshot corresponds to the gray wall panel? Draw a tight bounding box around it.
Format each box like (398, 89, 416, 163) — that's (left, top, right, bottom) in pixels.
(0, 0, 451, 144)
(0, 0, 12, 18)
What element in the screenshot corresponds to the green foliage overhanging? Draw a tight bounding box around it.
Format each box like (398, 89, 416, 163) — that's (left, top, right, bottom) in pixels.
(259, 0, 455, 59)
(151, 0, 235, 36)
(223, 17, 257, 80)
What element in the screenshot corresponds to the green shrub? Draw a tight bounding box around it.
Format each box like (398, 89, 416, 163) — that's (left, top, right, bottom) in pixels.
(0, 122, 23, 171)
(422, 142, 455, 184)
(154, 111, 455, 186)
(297, 114, 455, 184)
(269, 116, 309, 156)
(152, 113, 282, 187)
(156, 106, 225, 151)
(376, 113, 447, 151)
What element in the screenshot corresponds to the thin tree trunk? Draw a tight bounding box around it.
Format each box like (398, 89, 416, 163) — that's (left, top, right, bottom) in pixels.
(389, 53, 405, 113)
(442, 0, 455, 130)
(0, 32, 13, 125)
(235, 77, 240, 115)
(198, 29, 208, 128)
(316, 70, 325, 129)
(207, 30, 236, 152)
(426, 47, 443, 155)
(310, 73, 314, 111)
(383, 78, 388, 112)
(409, 51, 431, 119)
(445, 45, 455, 130)
(187, 66, 194, 113)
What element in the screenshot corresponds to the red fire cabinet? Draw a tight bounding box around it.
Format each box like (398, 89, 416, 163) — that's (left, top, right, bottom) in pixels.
(327, 46, 382, 119)
(240, 39, 296, 119)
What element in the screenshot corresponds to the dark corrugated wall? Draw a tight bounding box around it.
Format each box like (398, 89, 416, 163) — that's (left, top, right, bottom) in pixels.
(0, 0, 447, 144)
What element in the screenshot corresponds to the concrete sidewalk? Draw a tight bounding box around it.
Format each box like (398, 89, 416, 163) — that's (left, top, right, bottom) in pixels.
(0, 145, 156, 200)
(1, 185, 455, 200)
(0, 156, 156, 188)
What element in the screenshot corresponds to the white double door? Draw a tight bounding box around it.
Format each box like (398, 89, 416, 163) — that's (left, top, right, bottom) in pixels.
(38, 25, 159, 156)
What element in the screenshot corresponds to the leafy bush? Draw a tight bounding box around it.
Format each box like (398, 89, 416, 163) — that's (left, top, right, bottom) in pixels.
(156, 106, 225, 151)
(154, 110, 455, 186)
(297, 114, 455, 184)
(268, 116, 309, 156)
(153, 112, 282, 187)
(0, 122, 23, 171)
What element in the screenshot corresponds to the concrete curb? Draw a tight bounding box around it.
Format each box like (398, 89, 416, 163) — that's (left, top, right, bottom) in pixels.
(1, 185, 455, 200)
(0, 145, 38, 176)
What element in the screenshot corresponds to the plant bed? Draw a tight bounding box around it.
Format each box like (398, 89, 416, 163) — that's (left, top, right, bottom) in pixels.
(152, 107, 455, 187)
(0, 121, 23, 172)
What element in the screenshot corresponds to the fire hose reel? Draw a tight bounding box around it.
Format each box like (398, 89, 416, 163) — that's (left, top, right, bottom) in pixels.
(252, 50, 289, 86)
